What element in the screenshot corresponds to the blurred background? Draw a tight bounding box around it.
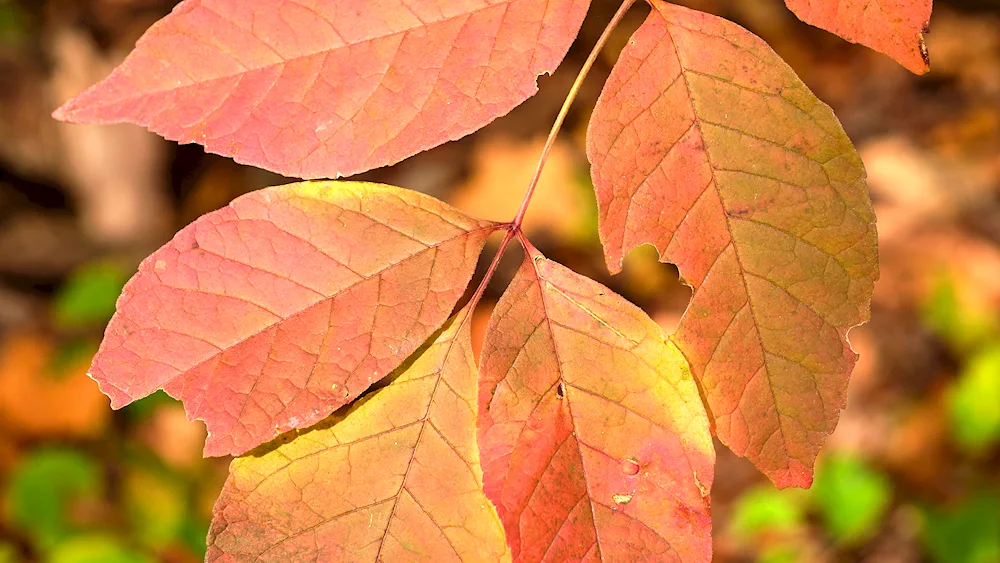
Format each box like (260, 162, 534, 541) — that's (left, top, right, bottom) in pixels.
(0, 0, 998, 561)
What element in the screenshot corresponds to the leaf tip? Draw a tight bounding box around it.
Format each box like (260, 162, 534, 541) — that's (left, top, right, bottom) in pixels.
(603, 250, 626, 276)
(51, 102, 74, 123)
(87, 370, 132, 410)
(52, 93, 91, 123)
(769, 463, 815, 490)
(915, 36, 931, 75)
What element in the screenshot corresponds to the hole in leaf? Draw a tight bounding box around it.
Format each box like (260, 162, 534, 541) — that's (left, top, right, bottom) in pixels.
(616, 244, 690, 335)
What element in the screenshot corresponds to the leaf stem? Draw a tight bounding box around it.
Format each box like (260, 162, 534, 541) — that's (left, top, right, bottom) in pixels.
(458, 0, 635, 332)
(456, 226, 516, 333)
(511, 0, 637, 230)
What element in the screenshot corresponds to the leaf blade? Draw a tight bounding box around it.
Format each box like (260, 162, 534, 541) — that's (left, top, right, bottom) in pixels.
(478, 248, 714, 562)
(91, 181, 496, 456)
(586, 1, 878, 487)
(207, 311, 510, 562)
(785, 0, 932, 74)
(53, 0, 591, 179)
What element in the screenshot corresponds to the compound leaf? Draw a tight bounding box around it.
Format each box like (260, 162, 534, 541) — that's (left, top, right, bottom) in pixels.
(53, 0, 591, 179)
(586, 1, 877, 487)
(478, 245, 714, 562)
(91, 181, 496, 456)
(207, 310, 510, 562)
(785, 0, 932, 74)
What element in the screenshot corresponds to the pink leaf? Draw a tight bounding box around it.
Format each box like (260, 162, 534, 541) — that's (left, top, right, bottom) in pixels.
(478, 246, 714, 561)
(586, 1, 878, 487)
(53, 0, 591, 179)
(91, 181, 496, 456)
(786, 0, 932, 74)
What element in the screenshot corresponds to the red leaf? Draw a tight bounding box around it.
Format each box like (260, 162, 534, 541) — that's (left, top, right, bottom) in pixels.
(91, 182, 496, 456)
(478, 246, 714, 562)
(785, 0, 932, 74)
(586, 2, 878, 487)
(52, 0, 591, 179)
(207, 310, 510, 562)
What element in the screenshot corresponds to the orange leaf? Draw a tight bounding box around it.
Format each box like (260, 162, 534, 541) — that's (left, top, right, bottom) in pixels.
(91, 182, 497, 456)
(53, 0, 591, 179)
(478, 245, 714, 561)
(207, 311, 510, 562)
(785, 0, 933, 74)
(586, 1, 878, 487)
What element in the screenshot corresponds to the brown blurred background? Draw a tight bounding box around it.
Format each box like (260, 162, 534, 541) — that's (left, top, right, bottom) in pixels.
(1, 0, 999, 561)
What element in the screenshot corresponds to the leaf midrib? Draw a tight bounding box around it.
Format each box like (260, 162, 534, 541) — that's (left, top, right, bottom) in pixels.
(88, 0, 519, 104)
(112, 223, 494, 409)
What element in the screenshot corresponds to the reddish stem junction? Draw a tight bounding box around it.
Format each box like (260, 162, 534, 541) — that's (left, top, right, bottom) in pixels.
(460, 0, 637, 325)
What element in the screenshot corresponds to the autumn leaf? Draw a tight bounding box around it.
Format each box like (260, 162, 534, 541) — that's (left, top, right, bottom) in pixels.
(207, 310, 510, 562)
(785, 0, 933, 74)
(586, 1, 878, 487)
(90, 181, 497, 456)
(478, 245, 714, 562)
(52, 0, 591, 179)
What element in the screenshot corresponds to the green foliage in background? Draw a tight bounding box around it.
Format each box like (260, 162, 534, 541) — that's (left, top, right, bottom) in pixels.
(0, 0, 27, 46)
(731, 487, 806, 541)
(923, 276, 998, 354)
(122, 390, 175, 421)
(812, 453, 893, 545)
(921, 494, 1000, 563)
(3, 441, 212, 561)
(5, 448, 102, 551)
(947, 346, 1000, 453)
(730, 452, 894, 560)
(730, 486, 808, 563)
(0, 542, 17, 563)
(48, 536, 152, 563)
(922, 276, 1000, 453)
(53, 261, 129, 330)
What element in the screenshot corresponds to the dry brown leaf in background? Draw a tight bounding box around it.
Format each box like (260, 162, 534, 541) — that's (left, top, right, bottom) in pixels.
(0, 212, 92, 278)
(883, 393, 951, 489)
(928, 104, 1000, 160)
(0, 286, 44, 333)
(863, 137, 958, 233)
(877, 227, 1000, 312)
(0, 42, 58, 178)
(48, 28, 172, 247)
(451, 136, 591, 241)
(0, 332, 108, 437)
(138, 404, 207, 472)
(179, 161, 250, 225)
(826, 326, 891, 456)
(928, 9, 1000, 97)
(861, 135, 1000, 312)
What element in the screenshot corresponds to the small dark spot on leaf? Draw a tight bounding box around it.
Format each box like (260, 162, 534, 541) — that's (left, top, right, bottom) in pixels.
(556, 383, 565, 399)
(191, 240, 200, 250)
